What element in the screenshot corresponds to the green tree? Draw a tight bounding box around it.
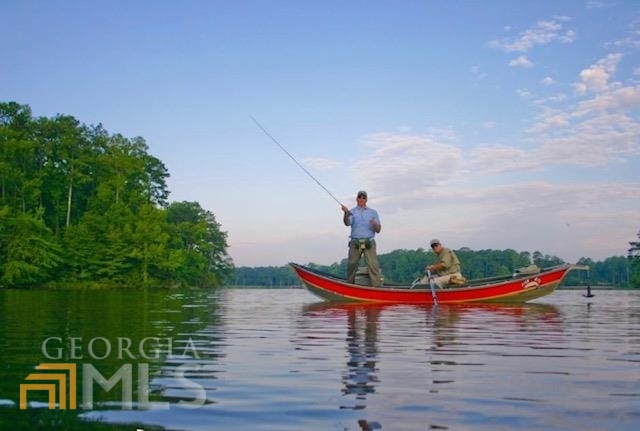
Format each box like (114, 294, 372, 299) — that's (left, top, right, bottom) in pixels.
(379, 248, 429, 282)
(129, 204, 170, 286)
(36, 115, 99, 231)
(166, 201, 233, 287)
(93, 134, 168, 211)
(1, 101, 232, 288)
(628, 230, 640, 288)
(63, 205, 136, 284)
(0, 207, 62, 285)
(0, 102, 40, 214)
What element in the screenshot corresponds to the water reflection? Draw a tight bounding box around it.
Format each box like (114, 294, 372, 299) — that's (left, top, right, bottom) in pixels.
(342, 306, 381, 408)
(4, 288, 638, 431)
(0, 288, 225, 428)
(147, 291, 226, 408)
(301, 301, 562, 430)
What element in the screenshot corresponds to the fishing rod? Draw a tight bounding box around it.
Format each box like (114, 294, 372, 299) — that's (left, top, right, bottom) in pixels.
(250, 116, 344, 206)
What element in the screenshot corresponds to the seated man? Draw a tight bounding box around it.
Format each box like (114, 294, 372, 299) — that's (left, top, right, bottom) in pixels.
(422, 239, 463, 288)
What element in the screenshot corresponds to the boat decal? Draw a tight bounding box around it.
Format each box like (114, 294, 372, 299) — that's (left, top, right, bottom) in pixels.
(522, 277, 542, 290)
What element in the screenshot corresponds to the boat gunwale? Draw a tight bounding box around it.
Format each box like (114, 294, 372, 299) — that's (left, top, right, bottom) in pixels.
(290, 262, 576, 292)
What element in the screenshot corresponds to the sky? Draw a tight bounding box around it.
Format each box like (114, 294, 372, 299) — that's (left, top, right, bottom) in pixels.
(1, 1, 639, 267)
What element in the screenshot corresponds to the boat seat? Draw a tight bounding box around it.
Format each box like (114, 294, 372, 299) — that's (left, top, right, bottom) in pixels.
(515, 264, 540, 275)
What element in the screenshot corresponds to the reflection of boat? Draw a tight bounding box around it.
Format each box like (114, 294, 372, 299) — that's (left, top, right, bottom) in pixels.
(292, 262, 585, 304)
(301, 302, 561, 340)
(298, 300, 561, 428)
(302, 301, 560, 320)
(302, 301, 561, 351)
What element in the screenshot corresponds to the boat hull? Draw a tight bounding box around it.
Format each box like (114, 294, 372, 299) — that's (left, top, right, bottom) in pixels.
(290, 263, 582, 304)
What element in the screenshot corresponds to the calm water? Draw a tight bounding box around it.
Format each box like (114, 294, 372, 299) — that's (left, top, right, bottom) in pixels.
(1, 288, 639, 431)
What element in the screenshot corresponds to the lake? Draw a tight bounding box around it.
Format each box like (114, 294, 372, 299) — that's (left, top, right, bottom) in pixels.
(1, 287, 638, 431)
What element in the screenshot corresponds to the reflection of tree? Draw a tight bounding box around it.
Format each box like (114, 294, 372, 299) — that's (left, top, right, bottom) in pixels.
(341, 306, 381, 409)
(0, 289, 222, 408)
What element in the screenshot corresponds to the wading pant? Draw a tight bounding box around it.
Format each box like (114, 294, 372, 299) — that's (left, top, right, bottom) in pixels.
(347, 239, 382, 287)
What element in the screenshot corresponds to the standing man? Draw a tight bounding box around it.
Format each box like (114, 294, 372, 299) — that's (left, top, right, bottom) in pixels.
(424, 239, 462, 288)
(341, 190, 382, 286)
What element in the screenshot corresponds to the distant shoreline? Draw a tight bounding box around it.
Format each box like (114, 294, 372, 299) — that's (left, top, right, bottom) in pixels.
(558, 285, 616, 290)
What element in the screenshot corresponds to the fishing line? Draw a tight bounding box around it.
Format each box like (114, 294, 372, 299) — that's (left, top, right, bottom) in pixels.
(250, 116, 343, 206)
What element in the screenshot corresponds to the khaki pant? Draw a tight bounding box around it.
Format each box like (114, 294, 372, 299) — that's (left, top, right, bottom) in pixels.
(347, 239, 382, 287)
(421, 272, 462, 289)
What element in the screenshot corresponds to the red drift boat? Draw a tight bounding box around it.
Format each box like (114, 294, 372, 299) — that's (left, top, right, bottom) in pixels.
(290, 262, 588, 304)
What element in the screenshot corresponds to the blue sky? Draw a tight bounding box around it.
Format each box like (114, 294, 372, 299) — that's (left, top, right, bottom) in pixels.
(2, 1, 639, 267)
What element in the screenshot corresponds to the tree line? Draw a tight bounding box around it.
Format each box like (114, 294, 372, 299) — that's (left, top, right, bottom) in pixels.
(3, 101, 638, 289)
(233, 239, 640, 289)
(0, 101, 233, 288)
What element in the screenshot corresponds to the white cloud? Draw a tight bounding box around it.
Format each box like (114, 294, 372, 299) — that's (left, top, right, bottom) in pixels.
(448, 181, 640, 262)
(573, 53, 623, 95)
(509, 55, 534, 68)
(540, 76, 554, 86)
(504, 52, 640, 169)
(607, 17, 640, 49)
(349, 133, 462, 203)
(230, 178, 639, 265)
(489, 19, 576, 53)
(516, 88, 534, 99)
(577, 66, 611, 93)
(373, 179, 640, 264)
(573, 85, 640, 116)
(546, 93, 567, 103)
(535, 116, 640, 166)
(586, 1, 614, 9)
(528, 111, 570, 133)
(469, 145, 538, 173)
(558, 29, 576, 44)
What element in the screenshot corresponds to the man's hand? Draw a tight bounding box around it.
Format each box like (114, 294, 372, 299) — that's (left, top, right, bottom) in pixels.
(369, 218, 381, 233)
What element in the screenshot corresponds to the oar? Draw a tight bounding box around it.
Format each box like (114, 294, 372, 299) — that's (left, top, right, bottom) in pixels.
(427, 269, 439, 306)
